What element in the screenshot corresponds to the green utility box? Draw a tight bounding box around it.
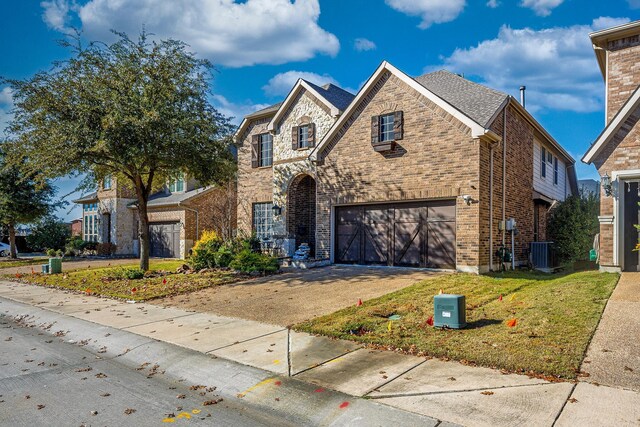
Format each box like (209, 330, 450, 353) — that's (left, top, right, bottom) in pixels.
(48, 258, 62, 274)
(433, 294, 466, 329)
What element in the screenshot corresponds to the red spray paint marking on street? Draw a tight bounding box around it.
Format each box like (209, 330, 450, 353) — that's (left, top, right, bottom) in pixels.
(274, 381, 282, 386)
(339, 402, 349, 409)
(314, 388, 325, 393)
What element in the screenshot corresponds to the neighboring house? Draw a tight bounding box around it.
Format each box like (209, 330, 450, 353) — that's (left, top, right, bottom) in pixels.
(578, 179, 600, 198)
(70, 218, 83, 237)
(582, 20, 640, 272)
(235, 62, 577, 273)
(73, 175, 235, 259)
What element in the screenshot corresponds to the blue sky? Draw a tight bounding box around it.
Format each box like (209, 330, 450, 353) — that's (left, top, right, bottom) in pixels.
(1, 0, 637, 221)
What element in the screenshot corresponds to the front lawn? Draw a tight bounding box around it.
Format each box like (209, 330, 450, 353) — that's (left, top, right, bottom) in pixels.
(295, 270, 619, 379)
(9, 260, 246, 301)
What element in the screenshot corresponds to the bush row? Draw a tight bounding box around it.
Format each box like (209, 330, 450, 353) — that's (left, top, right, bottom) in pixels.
(189, 231, 278, 275)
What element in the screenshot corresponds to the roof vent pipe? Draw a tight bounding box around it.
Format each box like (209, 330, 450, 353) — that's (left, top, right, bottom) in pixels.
(520, 86, 526, 108)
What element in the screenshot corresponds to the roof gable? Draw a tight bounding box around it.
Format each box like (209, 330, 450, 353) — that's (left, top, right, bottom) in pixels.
(582, 85, 640, 164)
(233, 102, 281, 144)
(267, 80, 354, 132)
(309, 61, 494, 162)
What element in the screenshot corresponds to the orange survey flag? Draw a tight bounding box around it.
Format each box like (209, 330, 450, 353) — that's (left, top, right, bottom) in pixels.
(506, 318, 517, 328)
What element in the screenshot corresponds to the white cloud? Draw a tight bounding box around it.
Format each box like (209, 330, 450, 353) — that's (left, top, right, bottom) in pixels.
(385, 0, 466, 29)
(41, 0, 73, 33)
(354, 38, 376, 52)
(430, 18, 630, 114)
(42, 0, 339, 67)
(211, 95, 270, 125)
(520, 0, 564, 16)
(262, 71, 340, 97)
(486, 0, 500, 8)
(592, 16, 631, 31)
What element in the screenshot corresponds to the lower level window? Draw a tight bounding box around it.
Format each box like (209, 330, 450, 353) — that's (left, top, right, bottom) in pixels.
(253, 202, 273, 241)
(83, 214, 99, 242)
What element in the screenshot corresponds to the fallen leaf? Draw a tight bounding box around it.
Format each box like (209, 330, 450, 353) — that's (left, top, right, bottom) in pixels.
(37, 404, 45, 410)
(124, 408, 136, 415)
(624, 366, 634, 372)
(480, 391, 494, 395)
(203, 399, 223, 406)
(568, 397, 578, 403)
(176, 394, 186, 399)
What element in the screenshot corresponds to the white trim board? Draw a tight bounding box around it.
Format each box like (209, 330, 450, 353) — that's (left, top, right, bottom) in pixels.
(583, 85, 640, 164)
(610, 169, 640, 269)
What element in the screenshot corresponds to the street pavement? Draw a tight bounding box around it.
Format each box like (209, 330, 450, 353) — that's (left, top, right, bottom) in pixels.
(1, 279, 639, 426)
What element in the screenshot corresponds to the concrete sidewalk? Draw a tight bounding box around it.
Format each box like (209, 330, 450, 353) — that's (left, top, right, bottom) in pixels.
(1, 280, 639, 426)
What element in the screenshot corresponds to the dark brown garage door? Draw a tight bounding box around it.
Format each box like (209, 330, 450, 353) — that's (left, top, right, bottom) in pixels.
(335, 200, 456, 269)
(150, 222, 180, 258)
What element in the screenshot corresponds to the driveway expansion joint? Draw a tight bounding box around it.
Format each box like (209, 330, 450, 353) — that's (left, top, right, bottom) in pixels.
(368, 381, 563, 400)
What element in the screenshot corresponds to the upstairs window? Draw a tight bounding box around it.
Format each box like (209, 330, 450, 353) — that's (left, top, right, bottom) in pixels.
(169, 176, 185, 192)
(103, 175, 112, 190)
(251, 133, 273, 168)
(259, 133, 273, 167)
(370, 111, 403, 152)
(291, 123, 315, 150)
(379, 113, 395, 142)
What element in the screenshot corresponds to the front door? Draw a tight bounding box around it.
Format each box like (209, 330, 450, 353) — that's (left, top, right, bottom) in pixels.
(623, 181, 640, 272)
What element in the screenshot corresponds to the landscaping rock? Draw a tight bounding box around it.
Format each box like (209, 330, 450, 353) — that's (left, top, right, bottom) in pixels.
(176, 264, 191, 274)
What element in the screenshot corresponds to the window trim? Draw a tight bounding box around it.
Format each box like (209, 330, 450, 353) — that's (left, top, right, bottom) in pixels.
(102, 175, 112, 190)
(298, 124, 310, 149)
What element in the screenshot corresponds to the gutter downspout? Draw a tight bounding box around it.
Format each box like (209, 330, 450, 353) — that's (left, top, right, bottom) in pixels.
(502, 107, 507, 251)
(489, 143, 495, 272)
(179, 202, 199, 257)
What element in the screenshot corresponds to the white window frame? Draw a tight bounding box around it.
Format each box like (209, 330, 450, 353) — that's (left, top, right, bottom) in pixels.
(379, 113, 395, 142)
(259, 133, 273, 167)
(298, 125, 310, 149)
(252, 202, 273, 241)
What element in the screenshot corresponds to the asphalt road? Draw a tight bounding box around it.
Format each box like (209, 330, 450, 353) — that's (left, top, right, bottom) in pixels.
(0, 314, 291, 426)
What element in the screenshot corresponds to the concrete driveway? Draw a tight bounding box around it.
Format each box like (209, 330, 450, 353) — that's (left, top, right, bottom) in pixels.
(152, 265, 443, 326)
(581, 272, 640, 391)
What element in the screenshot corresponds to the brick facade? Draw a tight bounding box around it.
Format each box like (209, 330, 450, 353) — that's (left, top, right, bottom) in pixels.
(589, 29, 640, 270)
(236, 65, 572, 273)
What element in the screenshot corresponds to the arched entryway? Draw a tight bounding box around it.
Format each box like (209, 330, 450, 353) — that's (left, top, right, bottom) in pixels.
(287, 174, 316, 257)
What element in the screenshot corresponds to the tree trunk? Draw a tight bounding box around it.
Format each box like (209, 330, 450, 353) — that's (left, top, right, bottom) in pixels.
(8, 223, 17, 259)
(137, 197, 150, 271)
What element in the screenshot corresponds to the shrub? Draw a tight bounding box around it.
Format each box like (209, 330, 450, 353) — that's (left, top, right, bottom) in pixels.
(548, 194, 599, 262)
(189, 230, 223, 270)
(66, 236, 85, 251)
(55, 249, 64, 258)
(96, 242, 117, 256)
(229, 249, 279, 274)
(82, 241, 98, 251)
(46, 248, 56, 257)
(108, 267, 145, 280)
(214, 245, 234, 268)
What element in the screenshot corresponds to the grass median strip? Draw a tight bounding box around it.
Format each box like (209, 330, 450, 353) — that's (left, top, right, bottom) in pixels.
(295, 270, 619, 379)
(7, 260, 246, 301)
(0, 257, 49, 269)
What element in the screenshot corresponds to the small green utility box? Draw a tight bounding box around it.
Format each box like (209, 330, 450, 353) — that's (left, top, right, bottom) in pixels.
(48, 258, 62, 274)
(433, 294, 466, 329)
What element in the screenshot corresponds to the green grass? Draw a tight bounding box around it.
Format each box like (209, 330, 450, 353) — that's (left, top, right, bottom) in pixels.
(295, 270, 619, 379)
(0, 257, 49, 269)
(9, 260, 245, 301)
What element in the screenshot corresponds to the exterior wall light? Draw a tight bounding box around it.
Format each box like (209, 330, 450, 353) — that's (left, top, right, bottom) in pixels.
(272, 204, 282, 216)
(601, 173, 612, 197)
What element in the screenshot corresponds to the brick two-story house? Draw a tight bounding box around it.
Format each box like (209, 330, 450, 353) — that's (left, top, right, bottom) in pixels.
(236, 62, 577, 273)
(583, 20, 640, 272)
(74, 175, 235, 259)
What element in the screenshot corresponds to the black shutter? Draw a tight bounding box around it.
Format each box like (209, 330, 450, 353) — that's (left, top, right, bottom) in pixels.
(371, 115, 379, 145)
(393, 111, 403, 141)
(251, 134, 260, 168)
(308, 123, 316, 147)
(541, 147, 546, 177)
(291, 126, 299, 150)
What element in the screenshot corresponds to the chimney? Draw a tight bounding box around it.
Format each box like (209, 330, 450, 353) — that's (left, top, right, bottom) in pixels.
(520, 86, 526, 108)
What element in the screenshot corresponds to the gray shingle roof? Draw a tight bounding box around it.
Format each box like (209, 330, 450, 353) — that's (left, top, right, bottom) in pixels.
(72, 191, 98, 204)
(245, 102, 282, 119)
(128, 187, 213, 208)
(303, 81, 355, 112)
(414, 70, 509, 127)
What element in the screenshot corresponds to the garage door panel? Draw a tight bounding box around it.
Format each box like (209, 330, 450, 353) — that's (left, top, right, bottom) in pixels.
(394, 204, 424, 223)
(150, 222, 180, 258)
(428, 203, 456, 221)
(336, 223, 361, 263)
(394, 221, 422, 267)
(363, 222, 389, 264)
(427, 221, 456, 269)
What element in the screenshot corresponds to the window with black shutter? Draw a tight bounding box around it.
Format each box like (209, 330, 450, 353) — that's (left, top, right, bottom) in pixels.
(371, 111, 403, 152)
(252, 133, 272, 168)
